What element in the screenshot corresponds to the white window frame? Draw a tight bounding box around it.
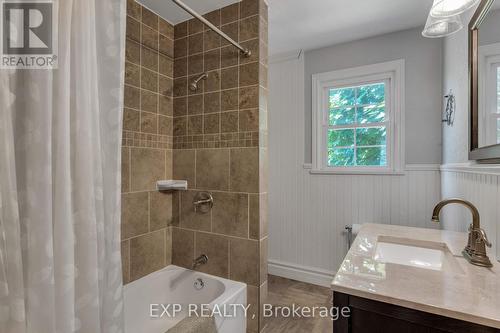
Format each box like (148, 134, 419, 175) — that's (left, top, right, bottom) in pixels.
(478, 43, 500, 147)
(311, 59, 405, 175)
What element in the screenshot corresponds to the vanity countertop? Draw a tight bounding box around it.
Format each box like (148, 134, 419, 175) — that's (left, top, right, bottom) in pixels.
(331, 223, 500, 329)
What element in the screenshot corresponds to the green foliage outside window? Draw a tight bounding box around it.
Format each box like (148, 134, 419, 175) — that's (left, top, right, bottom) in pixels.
(328, 83, 388, 167)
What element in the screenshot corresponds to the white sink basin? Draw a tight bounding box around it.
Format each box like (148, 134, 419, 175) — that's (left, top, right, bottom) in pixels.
(374, 236, 463, 273)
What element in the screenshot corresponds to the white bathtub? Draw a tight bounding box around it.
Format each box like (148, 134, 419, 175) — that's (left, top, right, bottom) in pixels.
(124, 265, 247, 333)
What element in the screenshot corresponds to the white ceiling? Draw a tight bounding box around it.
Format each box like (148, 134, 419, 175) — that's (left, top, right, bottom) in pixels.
(137, 0, 460, 56)
(137, 0, 239, 25)
(268, 0, 435, 56)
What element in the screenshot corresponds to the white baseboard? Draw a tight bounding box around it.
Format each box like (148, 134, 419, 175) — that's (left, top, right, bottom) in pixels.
(268, 260, 335, 288)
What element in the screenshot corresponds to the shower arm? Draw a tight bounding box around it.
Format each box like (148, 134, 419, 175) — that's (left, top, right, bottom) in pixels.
(172, 0, 252, 58)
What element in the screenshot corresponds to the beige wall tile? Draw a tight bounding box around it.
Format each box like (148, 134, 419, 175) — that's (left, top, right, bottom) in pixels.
(205, 70, 221, 92)
(230, 238, 259, 286)
(194, 232, 229, 278)
(172, 227, 194, 268)
(188, 94, 203, 115)
(239, 16, 259, 42)
(221, 45, 239, 68)
(212, 192, 248, 238)
(240, 86, 259, 109)
(159, 54, 173, 77)
(221, 89, 239, 111)
(221, 66, 239, 90)
(160, 36, 174, 58)
(174, 21, 187, 39)
(221, 111, 238, 133)
(166, 227, 173, 265)
(204, 30, 221, 51)
(129, 230, 165, 281)
(150, 191, 172, 231)
(204, 92, 221, 114)
(158, 115, 172, 135)
(188, 115, 203, 135)
(142, 24, 159, 51)
(125, 61, 140, 87)
(204, 49, 220, 71)
(241, 0, 259, 19)
(188, 53, 204, 75)
(173, 149, 196, 187)
(121, 192, 149, 239)
(140, 111, 158, 134)
(121, 147, 130, 193)
(239, 109, 259, 132)
(127, 0, 141, 21)
(239, 62, 259, 87)
(141, 68, 159, 92)
(247, 285, 259, 333)
(159, 18, 174, 37)
(179, 190, 211, 231)
(124, 85, 140, 109)
(121, 240, 130, 284)
(126, 16, 141, 42)
(142, 46, 158, 71)
(230, 148, 259, 193)
(221, 3, 239, 25)
(188, 33, 204, 55)
(203, 9, 220, 28)
(126, 39, 141, 64)
(142, 7, 158, 30)
(123, 108, 140, 132)
(173, 77, 188, 97)
(259, 280, 268, 330)
(130, 148, 166, 192)
(196, 149, 230, 190)
(204, 113, 220, 134)
(174, 56, 187, 78)
(174, 97, 187, 116)
(259, 237, 268, 285)
(221, 22, 239, 47)
(248, 194, 259, 240)
(159, 76, 173, 96)
(188, 18, 204, 35)
(141, 89, 158, 113)
(173, 116, 187, 136)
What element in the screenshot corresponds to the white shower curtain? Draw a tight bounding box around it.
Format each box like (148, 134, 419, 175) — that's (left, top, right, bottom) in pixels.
(0, 0, 126, 332)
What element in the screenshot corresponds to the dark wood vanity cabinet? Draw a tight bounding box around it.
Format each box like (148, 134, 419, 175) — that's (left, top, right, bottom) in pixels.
(333, 292, 500, 333)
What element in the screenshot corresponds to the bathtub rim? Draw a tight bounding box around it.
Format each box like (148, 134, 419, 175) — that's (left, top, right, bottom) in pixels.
(123, 264, 247, 307)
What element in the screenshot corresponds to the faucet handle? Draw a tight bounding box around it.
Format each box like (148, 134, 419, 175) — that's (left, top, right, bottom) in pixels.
(475, 228, 492, 248)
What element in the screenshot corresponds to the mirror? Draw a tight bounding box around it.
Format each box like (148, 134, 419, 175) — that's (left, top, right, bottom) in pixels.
(470, 0, 500, 161)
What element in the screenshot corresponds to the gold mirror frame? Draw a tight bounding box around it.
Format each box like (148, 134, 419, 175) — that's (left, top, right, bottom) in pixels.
(469, 0, 500, 162)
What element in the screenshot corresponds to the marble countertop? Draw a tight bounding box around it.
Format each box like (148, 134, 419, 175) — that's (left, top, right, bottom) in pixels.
(331, 224, 500, 328)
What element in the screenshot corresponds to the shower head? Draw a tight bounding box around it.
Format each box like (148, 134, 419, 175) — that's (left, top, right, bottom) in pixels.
(190, 72, 208, 91)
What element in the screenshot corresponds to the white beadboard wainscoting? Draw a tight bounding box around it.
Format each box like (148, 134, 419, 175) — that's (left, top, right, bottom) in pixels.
(441, 166, 500, 263)
(268, 51, 441, 287)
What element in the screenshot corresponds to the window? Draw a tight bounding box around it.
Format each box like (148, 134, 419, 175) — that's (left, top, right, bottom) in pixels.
(312, 60, 404, 174)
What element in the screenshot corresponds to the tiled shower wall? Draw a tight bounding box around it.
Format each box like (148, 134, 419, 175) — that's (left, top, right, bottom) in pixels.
(171, 1, 269, 332)
(121, 0, 175, 284)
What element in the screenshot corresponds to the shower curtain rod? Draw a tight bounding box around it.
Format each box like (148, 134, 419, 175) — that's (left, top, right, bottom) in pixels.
(172, 0, 252, 57)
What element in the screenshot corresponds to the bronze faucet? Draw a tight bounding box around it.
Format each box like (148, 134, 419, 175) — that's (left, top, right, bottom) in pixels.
(432, 198, 492, 267)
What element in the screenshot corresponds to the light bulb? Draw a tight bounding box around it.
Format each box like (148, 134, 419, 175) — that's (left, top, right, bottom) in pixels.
(430, 0, 481, 18)
(422, 14, 463, 38)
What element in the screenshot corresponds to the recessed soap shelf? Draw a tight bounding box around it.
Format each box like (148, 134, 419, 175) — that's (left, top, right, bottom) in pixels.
(156, 180, 188, 191)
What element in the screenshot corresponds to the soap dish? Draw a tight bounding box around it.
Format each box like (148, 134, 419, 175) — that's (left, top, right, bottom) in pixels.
(156, 180, 188, 191)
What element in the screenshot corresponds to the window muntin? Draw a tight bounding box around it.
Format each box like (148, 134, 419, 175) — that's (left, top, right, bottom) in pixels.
(326, 82, 389, 167)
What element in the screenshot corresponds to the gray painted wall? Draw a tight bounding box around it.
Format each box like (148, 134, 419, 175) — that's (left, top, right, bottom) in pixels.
(303, 27, 443, 164)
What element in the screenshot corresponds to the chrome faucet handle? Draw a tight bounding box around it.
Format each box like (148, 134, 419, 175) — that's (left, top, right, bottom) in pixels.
(475, 228, 492, 248)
